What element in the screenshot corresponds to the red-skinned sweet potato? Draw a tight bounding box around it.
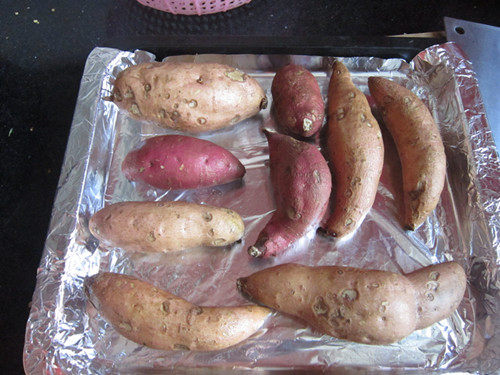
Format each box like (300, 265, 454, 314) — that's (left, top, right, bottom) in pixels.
(368, 77, 446, 230)
(324, 61, 384, 238)
(271, 64, 325, 137)
(247, 130, 332, 258)
(122, 135, 245, 190)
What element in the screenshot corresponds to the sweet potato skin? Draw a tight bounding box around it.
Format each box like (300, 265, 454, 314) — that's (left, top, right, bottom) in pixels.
(248, 131, 332, 258)
(405, 262, 466, 329)
(89, 201, 244, 252)
(122, 135, 245, 190)
(271, 64, 325, 137)
(238, 263, 417, 345)
(325, 61, 384, 238)
(368, 77, 446, 230)
(88, 273, 270, 351)
(238, 262, 466, 345)
(112, 62, 267, 133)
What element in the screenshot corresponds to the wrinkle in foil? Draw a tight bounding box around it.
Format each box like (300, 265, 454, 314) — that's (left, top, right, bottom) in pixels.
(24, 45, 499, 374)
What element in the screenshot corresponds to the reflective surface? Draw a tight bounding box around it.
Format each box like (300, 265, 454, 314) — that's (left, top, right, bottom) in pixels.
(445, 17, 500, 148)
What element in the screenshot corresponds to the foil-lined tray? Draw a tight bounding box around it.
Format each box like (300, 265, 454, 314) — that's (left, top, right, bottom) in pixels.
(23, 44, 499, 374)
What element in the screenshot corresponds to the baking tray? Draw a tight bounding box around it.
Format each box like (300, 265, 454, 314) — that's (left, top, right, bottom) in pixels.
(23, 41, 499, 374)
(104, 35, 445, 61)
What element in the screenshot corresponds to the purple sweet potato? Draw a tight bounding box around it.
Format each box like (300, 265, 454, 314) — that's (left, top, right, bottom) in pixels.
(248, 130, 332, 258)
(271, 64, 325, 137)
(122, 135, 245, 190)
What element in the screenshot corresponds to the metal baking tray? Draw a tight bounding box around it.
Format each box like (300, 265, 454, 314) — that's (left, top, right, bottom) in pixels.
(23, 42, 499, 374)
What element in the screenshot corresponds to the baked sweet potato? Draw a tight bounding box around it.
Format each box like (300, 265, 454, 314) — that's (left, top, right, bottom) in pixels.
(112, 62, 267, 133)
(122, 135, 245, 190)
(89, 201, 244, 252)
(248, 130, 332, 258)
(271, 64, 324, 137)
(368, 77, 446, 230)
(88, 273, 270, 351)
(324, 61, 384, 238)
(238, 262, 466, 345)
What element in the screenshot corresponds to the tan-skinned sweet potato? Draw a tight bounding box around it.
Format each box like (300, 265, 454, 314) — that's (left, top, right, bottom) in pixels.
(237, 262, 466, 345)
(238, 263, 417, 344)
(368, 77, 446, 230)
(324, 61, 384, 238)
(111, 62, 267, 133)
(247, 130, 332, 258)
(88, 273, 270, 351)
(405, 262, 466, 330)
(271, 64, 325, 137)
(122, 135, 245, 190)
(89, 201, 244, 252)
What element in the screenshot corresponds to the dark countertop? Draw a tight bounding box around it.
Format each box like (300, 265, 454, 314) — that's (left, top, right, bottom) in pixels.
(1, 0, 497, 372)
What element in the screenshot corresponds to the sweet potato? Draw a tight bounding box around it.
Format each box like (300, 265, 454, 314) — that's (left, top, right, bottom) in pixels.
(405, 262, 466, 330)
(89, 201, 244, 252)
(238, 263, 417, 344)
(237, 262, 466, 345)
(368, 77, 446, 230)
(122, 135, 245, 190)
(248, 130, 332, 258)
(324, 61, 384, 238)
(271, 64, 324, 137)
(112, 62, 267, 133)
(88, 273, 270, 351)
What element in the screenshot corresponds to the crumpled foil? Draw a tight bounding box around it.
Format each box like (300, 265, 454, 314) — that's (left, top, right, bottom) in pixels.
(24, 43, 499, 374)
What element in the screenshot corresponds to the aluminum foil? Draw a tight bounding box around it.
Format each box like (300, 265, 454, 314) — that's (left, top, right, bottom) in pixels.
(24, 44, 499, 374)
